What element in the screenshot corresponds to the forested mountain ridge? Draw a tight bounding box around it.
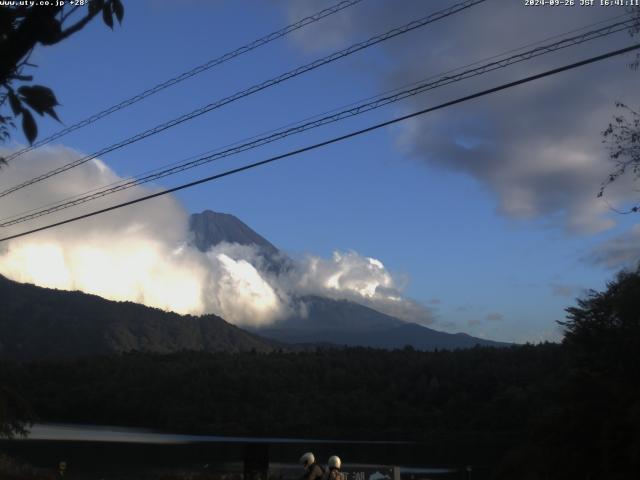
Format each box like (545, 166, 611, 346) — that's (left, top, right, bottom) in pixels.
(0, 271, 506, 361)
(0, 275, 277, 360)
(2, 344, 564, 442)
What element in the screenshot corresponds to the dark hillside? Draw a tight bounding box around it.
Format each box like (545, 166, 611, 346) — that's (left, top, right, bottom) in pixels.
(0, 275, 276, 361)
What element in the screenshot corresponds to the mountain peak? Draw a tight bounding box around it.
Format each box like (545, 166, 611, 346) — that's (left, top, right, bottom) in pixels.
(189, 210, 278, 254)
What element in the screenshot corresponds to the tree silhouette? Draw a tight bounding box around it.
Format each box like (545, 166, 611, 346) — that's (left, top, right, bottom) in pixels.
(600, 103, 640, 211)
(551, 266, 640, 479)
(599, 9, 640, 208)
(0, 385, 33, 439)
(0, 0, 124, 155)
(629, 7, 640, 71)
(560, 265, 640, 377)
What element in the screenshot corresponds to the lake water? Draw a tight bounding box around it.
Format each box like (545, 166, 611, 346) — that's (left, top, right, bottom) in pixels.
(21, 424, 414, 445)
(0, 424, 495, 479)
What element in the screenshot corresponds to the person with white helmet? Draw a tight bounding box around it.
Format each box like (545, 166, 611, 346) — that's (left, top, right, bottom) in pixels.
(326, 455, 343, 480)
(299, 452, 325, 480)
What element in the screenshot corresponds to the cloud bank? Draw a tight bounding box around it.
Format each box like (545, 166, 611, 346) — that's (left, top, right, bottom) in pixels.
(290, 250, 433, 323)
(0, 147, 431, 326)
(284, 0, 640, 233)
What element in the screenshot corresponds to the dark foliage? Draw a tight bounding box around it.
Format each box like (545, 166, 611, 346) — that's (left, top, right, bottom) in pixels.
(551, 267, 640, 479)
(0, 0, 124, 149)
(0, 453, 55, 480)
(629, 7, 640, 70)
(600, 103, 640, 209)
(599, 11, 640, 208)
(499, 266, 640, 479)
(0, 344, 566, 480)
(1, 269, 639, 478)
(0, 385, 33, 439)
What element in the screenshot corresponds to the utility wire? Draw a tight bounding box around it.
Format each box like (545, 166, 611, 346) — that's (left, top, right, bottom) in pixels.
(0, 15, 633, 228)
(0, 0, 486, 199)
(2, 0, 366, 163)
(0, 9, 629, 158)
(0, 14, 631, 225)
(0, 12, 633, 224)
(9, 7, 630, 218)
(1, 43, 638, 243)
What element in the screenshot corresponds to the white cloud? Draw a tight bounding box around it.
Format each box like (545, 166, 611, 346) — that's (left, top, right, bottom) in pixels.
(0, 147, 430, 327)
(0, 147, 287, 326)
(203, 243, 291, 327)
(289, 250, 433, 323)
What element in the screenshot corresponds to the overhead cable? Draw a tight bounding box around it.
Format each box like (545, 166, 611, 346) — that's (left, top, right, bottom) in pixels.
(1, 42, 638, 243)
(2, 0, 367, 163)
(0, 0, 486, 199)
(0, 15, 633, 227)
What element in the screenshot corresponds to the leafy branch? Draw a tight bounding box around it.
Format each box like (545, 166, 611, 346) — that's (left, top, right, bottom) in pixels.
(599, 10, 640, 212)
(599, 102, 640, 213)
(0, 0, 124, 155)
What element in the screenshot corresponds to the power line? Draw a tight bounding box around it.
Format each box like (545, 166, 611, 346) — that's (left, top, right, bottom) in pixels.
(0, 15, 633, 228)
(0, 0, 486, 199)
(2, 9, 628, 154)
(2, 0, 366, 164)
(1, 13, 634, 226)
(1, 42, 638, 243)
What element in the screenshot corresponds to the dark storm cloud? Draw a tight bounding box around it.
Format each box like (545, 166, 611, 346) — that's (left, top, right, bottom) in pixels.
(285, 0, 640, 232)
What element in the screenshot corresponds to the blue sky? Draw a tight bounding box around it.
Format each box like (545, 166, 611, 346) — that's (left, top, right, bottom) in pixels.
(2, 0, 640, 342)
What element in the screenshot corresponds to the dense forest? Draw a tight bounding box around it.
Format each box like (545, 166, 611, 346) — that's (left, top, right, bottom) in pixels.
(0, 344, 562, 439)
(1, 267, 639, 479)
(0, 274, 277, 360)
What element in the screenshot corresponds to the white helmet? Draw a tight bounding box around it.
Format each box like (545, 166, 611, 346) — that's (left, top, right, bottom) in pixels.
(299, 452, 315, 468)
(328, 456, 341, 469)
